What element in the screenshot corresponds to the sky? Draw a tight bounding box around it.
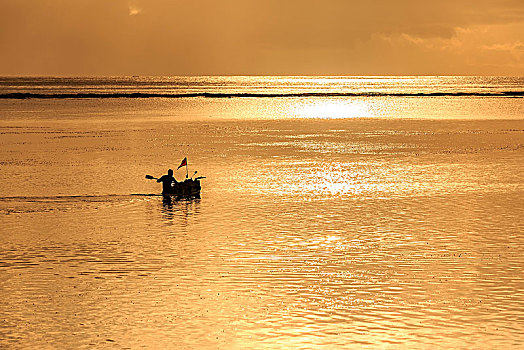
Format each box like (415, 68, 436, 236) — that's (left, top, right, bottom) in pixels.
(0, 0, 523, 76)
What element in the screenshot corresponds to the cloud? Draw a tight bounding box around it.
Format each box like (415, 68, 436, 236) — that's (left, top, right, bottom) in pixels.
(372, 21, 524, 74)
(483, 41, 524, 53)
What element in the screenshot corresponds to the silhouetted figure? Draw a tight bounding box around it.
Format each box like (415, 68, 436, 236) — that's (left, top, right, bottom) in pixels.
(157, 169, 178, 194)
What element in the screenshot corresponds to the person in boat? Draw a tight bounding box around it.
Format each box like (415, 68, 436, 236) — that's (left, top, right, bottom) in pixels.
(157, 169, 178, 194)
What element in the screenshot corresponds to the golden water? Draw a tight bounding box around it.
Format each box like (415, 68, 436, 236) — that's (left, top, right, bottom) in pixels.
(1, 95, 523, 348)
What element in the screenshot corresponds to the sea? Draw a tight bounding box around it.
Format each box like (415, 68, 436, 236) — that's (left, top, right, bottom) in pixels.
(0, 76, 523, 349)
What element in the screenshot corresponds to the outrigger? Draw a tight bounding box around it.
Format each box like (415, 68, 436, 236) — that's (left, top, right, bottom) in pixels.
(146, 158, 205, 200)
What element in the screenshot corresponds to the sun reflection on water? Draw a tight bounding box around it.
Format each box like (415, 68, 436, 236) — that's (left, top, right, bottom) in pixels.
(293, 99, 375, 119)
(254, 161, 404, 199)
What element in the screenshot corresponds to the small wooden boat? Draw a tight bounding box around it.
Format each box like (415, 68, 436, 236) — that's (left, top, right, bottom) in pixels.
(164, 177, 204, 199)
(145, 174, 206, 200)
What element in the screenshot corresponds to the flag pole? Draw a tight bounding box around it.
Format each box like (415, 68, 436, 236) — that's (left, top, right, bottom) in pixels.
(186, 159, 188, 179)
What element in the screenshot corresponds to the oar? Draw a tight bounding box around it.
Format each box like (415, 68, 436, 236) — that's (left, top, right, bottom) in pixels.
(145, 175, 158, 180)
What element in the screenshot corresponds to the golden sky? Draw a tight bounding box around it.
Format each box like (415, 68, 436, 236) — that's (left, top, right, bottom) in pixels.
(1, 0, 523, 76)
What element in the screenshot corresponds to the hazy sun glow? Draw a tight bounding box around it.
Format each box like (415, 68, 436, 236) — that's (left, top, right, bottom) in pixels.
(0, 1, 522, 75)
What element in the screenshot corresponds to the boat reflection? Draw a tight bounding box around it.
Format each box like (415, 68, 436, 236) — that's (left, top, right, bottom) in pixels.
(161, 195, 201, 226)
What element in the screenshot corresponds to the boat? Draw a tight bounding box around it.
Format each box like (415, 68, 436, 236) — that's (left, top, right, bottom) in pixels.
(163, 177, 204, 199)
(145, 174, 205, 200)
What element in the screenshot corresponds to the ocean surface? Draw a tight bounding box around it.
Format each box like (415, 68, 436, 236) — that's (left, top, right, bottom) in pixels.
(0, 76, 523, 349)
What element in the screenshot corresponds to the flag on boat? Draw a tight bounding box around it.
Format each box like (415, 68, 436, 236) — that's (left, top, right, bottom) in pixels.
(177, 157, 187, 170)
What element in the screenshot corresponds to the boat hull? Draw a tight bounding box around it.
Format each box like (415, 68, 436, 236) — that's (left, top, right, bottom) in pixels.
(162, 179, 202, 199)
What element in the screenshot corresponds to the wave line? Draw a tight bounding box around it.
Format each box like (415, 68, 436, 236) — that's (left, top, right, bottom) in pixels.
(0, 91, 523, 99)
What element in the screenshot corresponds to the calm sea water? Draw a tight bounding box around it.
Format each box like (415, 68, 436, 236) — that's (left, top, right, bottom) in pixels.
(1, 77, 523, 349)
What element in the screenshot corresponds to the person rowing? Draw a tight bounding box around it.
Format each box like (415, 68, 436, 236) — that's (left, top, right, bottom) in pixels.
(145, 159, 205, 198)
(153, 169, 178, 195)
